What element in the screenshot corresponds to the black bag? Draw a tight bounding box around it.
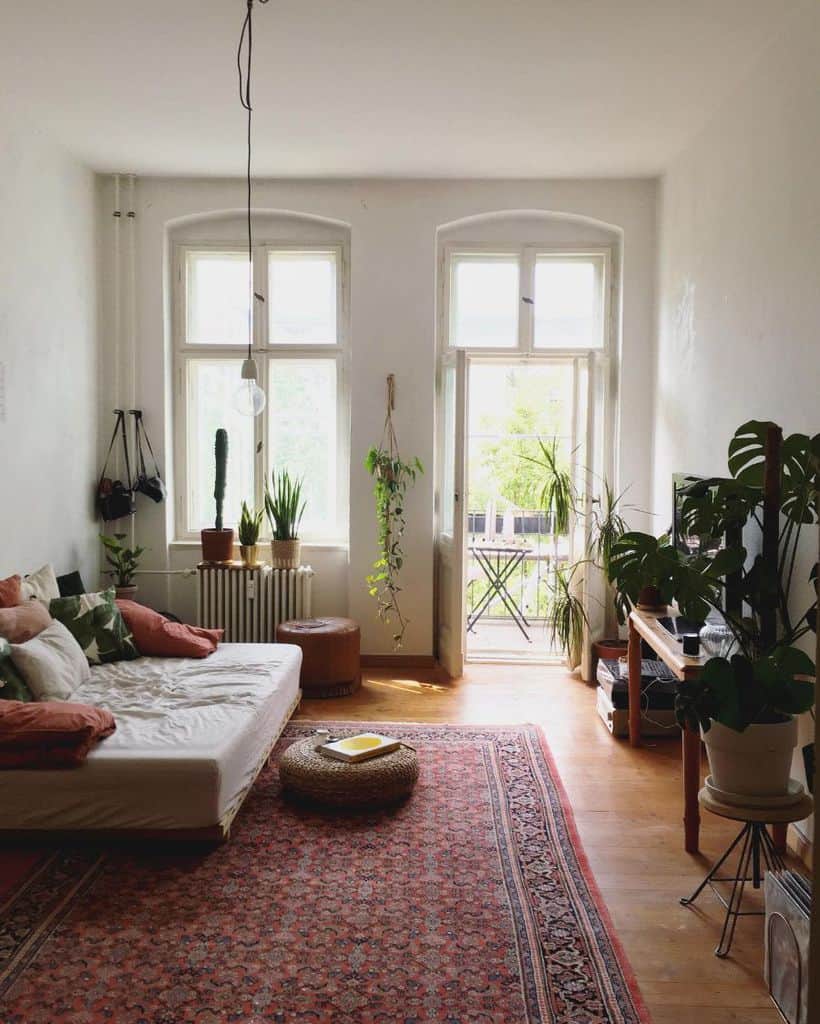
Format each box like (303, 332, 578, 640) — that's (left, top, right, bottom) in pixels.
(131, 410, 167, 504)
(97, 410, 136, 521)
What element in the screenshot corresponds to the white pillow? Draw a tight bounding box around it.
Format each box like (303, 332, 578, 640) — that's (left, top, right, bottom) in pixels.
(20, 564, 60, 605)
(9, 619, 90, 701)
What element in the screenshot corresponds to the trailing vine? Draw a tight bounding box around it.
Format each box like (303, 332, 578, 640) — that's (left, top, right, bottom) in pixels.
(365, 375, 423, 649)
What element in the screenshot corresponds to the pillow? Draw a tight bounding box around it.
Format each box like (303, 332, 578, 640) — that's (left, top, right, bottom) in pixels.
(20, 564, 60, 605)
(0, 601, 52, 644)
(49, 589, 138, 666)
(0, 639, 33, 703)
(56, 570, 87, 598)
(0, 576, 22, 609)
(0, 700, 116, 767)
(116, 600, 223, 658)
(9, 620, 91, 701)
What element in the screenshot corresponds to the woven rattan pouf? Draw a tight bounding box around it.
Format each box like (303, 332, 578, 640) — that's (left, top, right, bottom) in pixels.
(276, 617, 361, 698)
(279, 737, 419, 809)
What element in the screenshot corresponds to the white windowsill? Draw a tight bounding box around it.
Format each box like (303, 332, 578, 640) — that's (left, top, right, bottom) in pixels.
(168, 540, 349, 552)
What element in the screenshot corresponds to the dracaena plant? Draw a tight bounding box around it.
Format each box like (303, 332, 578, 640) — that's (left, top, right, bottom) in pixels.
(521, 435, 639, 657)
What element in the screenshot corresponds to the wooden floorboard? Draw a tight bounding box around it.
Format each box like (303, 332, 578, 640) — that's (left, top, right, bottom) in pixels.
(296, 661, 790, 1024)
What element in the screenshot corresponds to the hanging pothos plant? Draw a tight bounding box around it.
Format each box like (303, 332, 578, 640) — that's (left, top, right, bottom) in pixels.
(365, 375, 424, 650)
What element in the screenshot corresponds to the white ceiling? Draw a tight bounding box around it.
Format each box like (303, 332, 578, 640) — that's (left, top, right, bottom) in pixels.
(0, 1, 800, 178)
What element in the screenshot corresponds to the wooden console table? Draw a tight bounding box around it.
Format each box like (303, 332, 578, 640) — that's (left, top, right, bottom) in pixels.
(627, 608, 787, 856)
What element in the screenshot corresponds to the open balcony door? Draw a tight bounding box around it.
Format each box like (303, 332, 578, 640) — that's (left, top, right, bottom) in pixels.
(435, 349, 467, 678)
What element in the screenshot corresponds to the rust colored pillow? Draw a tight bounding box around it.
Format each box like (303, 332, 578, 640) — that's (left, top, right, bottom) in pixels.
(0, 699, 116, 768)
(0, 576, 21, 609)
(116, 600, 223, 658)
(0, 601, 52, 644)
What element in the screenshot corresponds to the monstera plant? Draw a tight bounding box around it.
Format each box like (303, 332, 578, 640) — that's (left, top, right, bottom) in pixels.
(610, 420, 818, 800)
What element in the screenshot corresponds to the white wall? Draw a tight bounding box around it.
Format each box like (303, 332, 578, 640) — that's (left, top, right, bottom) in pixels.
(653, 3, 820, 838)
(0, 119, 99, 585)
(110, 177, 657, 654)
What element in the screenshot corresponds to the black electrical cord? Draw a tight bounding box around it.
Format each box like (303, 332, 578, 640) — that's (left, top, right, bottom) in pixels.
(236, 0, 270, 360)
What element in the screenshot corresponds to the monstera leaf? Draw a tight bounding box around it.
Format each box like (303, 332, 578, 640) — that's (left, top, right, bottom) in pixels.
(728, 420, 819, 525)
(780, 432, 820, 524)
(728, 420, 771, 487)
(679, 477, 759, 539)
(675, 646, 815, 734)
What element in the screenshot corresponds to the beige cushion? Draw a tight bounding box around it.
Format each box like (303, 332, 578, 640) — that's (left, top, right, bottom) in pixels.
(9, 620, 91, 701)
(20, 564, 60, 605)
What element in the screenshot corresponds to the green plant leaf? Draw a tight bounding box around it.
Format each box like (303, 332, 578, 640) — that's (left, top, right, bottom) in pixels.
(727, 420, 772, 486)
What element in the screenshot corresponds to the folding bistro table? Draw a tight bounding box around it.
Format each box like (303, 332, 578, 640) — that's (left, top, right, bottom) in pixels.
(467, 544, 532, 642)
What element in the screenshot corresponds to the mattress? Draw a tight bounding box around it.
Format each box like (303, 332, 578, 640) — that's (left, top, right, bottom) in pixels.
(0, 643, 302, 832)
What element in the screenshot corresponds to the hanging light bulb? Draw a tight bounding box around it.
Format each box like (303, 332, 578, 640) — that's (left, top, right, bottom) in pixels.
(234, 357, 267, 416)
(233, 0, 269, 417)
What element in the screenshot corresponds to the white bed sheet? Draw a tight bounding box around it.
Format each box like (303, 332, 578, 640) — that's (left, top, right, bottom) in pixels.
(0, 643, 301, 832)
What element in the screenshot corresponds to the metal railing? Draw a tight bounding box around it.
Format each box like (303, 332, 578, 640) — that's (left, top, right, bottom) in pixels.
(466, 510, 570, 624)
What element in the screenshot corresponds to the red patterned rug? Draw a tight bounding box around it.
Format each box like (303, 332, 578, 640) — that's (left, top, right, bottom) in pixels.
(0, 723, 649, 1023)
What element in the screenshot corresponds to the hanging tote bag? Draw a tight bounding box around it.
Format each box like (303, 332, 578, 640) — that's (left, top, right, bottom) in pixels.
(131, 410, 167, 503)
(97, 409, 136, 521)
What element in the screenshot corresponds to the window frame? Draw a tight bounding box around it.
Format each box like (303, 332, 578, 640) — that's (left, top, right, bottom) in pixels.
(439, 243, 612, 358)
(173, 240, 350, 545)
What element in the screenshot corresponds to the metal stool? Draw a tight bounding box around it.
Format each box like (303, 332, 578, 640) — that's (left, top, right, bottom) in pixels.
(681, 787, 813, 958)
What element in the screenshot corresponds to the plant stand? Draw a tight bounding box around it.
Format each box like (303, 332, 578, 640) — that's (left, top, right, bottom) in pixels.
(680, 787, 813, 958)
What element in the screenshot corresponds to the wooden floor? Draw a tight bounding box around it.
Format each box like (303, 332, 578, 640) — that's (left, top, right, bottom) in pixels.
(297, 661, 789, 1024)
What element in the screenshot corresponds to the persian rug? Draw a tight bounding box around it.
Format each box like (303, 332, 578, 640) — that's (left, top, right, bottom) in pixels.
(0, 723, 649, 1023)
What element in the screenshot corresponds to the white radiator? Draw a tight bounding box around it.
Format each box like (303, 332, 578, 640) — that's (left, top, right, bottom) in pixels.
(197, 565, 314, 642)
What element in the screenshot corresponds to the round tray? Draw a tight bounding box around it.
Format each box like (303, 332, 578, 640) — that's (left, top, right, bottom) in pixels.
(704, 774, 805, 809)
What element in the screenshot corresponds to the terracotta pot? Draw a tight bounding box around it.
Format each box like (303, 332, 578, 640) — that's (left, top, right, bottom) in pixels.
(201, 528, 235, 563)
(703, 718, 798, 799)
(239, 544, 259, 568)
(637, 585, 666, 612)
(271, 538, 301, 569)
(591, 638, 628, 679)
(115, 584, 138, 602)
(592, 638, 628, 661)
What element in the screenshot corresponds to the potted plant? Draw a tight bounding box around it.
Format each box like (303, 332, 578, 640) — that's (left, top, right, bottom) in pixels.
(616, 419, 818, 799)
(522, 437, 635, 668)
(550, 564, 588, 670)
(675, 646, 814, 797)
(607, 531, 684, 613)
(238, 501, 263, 567)
(265, 469, 306, 569)
(201, 428, 235, 563)
(365, 445, 424, 650)
(100, 532, 145, 600)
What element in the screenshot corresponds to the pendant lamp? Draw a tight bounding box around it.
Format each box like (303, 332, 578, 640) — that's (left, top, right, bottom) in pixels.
(233, 0, 269, 417)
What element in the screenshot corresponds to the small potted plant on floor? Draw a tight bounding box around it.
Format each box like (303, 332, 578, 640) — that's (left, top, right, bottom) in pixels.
(238, 501, 263, 567)
(201, 428, 235, 563)
(100, 532, 145, 600)
(265, 469, 306, 569)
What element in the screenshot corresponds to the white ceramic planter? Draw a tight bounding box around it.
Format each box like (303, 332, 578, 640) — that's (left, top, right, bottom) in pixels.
(271, 539, 301, 570)
(702, 717, 798, 798)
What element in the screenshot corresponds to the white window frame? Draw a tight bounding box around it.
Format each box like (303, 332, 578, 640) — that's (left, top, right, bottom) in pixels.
(173, 240, 350, 545)
(439, 243, 611, 358)
(437, 239, 619, 525)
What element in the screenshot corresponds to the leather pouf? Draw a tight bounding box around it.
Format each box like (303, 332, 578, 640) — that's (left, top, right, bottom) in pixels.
(276, 617, 361, 698)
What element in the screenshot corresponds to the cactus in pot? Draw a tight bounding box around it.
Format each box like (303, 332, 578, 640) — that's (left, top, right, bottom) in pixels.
(200, 428, 235, 563)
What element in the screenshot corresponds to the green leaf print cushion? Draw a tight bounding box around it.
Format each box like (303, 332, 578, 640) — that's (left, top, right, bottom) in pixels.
(0, 637, 34, 702)
(49, 588, 138, 666)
